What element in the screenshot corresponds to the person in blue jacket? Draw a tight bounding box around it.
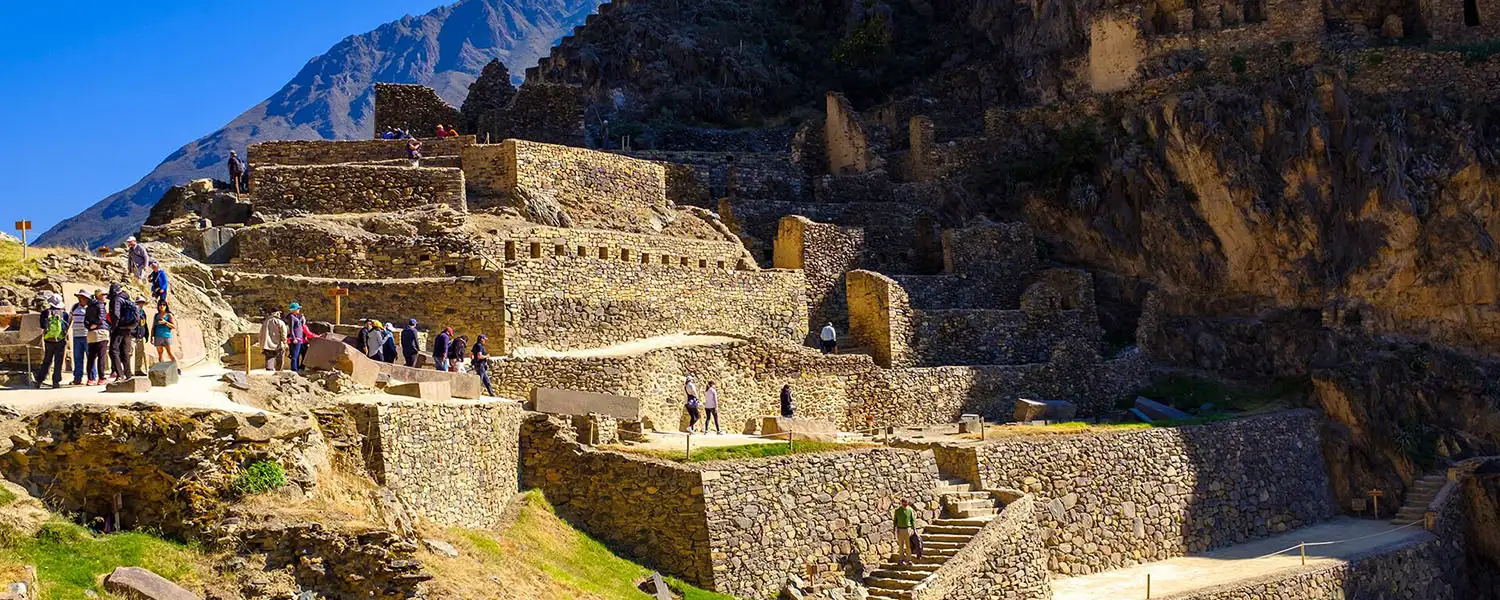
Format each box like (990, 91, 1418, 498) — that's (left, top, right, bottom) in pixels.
(149, 262, 169, 305)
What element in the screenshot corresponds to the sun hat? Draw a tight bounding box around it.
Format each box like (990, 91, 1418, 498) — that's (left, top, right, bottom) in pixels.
(288, 302, 301, 311)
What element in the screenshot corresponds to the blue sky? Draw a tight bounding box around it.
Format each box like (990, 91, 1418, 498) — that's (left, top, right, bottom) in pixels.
(0, 1, 447, 237)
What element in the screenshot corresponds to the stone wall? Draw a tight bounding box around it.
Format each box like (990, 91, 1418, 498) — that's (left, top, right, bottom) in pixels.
(825, 92, 873, 175)
(231, 218, 484, 279)
(482, 82, 587, 147)
(700, 447, 944, 598)
(248, 137, 476, 167)
(501, 255, 807, 352)
(350, 401, 524, 529)
(942, 222, 1038, 278)
(486, 336, 1149, 433)
(622, 150, 809, 206)
(721, 198, 937, 265)
(480, 224, 750, 272)
(214, 271, 505, 343)
(251, 165, 467, 214)
(459, 143, 510, 199)
(848, 270, 914, 368)
(1427, 0, 1500, 41)
(910, 493, 1052, 600)
(775, 216, 942, 335)
(519, 415, 715, 585)
(373, 83, 464, 137)
(971, 410, 1336, 576)
(503, 139, 668, 220)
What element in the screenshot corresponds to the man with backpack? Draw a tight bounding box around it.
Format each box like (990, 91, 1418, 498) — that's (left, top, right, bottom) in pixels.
(107, 283, 140, 381)
(132, 295, 151, 376)
(35, 294, 71, 389)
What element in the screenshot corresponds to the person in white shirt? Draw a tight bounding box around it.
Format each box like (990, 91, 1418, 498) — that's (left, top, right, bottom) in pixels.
(820, 322, 838, 354)
(684, 376, 701, 432)
(702, 381, 721, 434)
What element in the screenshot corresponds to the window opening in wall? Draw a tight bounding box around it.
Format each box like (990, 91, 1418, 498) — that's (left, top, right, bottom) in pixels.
(555, 244, 566, 257)
(577, 246, 587, 257)
(661, 255, 671, 265)
(419, 254, 432, 263)
(641, 253, 651, 264)
(599, 246, 609, 259)
(717, 261, 727, 269)
(1466, 0, 1481, 26)
(621, 249, 632, 261)
(529, 242, 541, 259)
(699, 259, 708, 269)
(680, 257, 690, 267)
(444, 264, 458, 275)
(504, 241, 517, 261)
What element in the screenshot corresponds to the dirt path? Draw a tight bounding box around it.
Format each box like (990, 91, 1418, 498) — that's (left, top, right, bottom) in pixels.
(1, 364, 264, 414)
(1050, 517, 1433, 599)
(508, 334, 744, 359)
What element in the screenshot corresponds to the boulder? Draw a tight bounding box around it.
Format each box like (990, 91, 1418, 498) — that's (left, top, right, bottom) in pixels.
(1134, 397, 1192, 421)
(222, 372, 251, 391)
(760, 417, 839, 442)
(1013, 398, 1076, 422)
(386, 381, 451, 401)
(423, 538, 459, 558)
(105, 378, 151, 394)
(148, 362, 179, 387)
(104, 566, 200, 600)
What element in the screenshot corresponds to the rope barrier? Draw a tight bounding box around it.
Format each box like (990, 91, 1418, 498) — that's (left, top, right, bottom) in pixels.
(1249, 518, 1428, 561)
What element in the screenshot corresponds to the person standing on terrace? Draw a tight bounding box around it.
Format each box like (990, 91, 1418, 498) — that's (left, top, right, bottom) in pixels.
(285, 302, 318, 372)
(401, 319, 420, 368)
(702, 381, 722, 434)
(894, 500, 917, 566)
(227, 150, 247, 194)
(472, 334, 495, 397)
(432, 327, 453, 372)
(820, 322, 838, 354)
(406, 138, 423, 168)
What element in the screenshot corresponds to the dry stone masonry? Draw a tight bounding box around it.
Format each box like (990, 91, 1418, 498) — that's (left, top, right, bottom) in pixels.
(251, 164, 467, 214)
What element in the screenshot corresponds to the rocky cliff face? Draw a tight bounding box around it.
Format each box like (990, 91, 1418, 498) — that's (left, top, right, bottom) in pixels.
(37, 0, 602, 250)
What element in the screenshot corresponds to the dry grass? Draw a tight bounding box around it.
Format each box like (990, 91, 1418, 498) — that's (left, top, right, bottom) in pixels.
(612, 440, 874, 463)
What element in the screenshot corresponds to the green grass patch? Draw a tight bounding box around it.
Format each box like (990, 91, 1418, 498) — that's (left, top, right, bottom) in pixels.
(1129, 373, 1307, 414)
(231, 460, 287, 497)
(0, 487, 16, 508)
(0, 521, 202, 600)
(619, 440, 867, 463)
(453, 491, 731, 600)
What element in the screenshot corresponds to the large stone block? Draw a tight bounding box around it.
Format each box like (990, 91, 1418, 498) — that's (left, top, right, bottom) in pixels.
(386, 381, 452, 401)
(1134, 397, 1191, 421)
(760, 416, 839, 442)
(104, 566, 200, 600)
(105, 378, 151, 394)
(148, 361, 179, 387)
(532, 387, 641, 421)
(200, 227, 237, 263)
(1014, 398, 1078, 422)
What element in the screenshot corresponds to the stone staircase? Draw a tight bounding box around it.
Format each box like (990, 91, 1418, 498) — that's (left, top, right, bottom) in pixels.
(864, 477, 1001, 600)
(1392, 472, 1447, 524)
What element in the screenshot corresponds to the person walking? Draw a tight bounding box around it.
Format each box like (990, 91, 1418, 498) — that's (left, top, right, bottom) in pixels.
(359, 319, 383, 361)
(780, 384, 795, 418)
(406, 138, 423, 168)
(285, 302, 317, 372)
(702, 381, 721, 434)
(107, 283, 139, 381)
(400, 319, 420, 367)
(149, 262, 169, 305)
(85, 289, 109, 386)
(684, 376, 701, 433)
(228, 151, 247, 194)
(259, 309, 288, 371)
(152, 301, 178, 365)
(68, 291, 92, 385)
(381, 322, 399, 364)
(447, 335, 468, 373)
(432, 327, 453, 372)
(820, 322, 838, 354)
(125, 238, 151, 281)
(471, 334, 495, 397)
(34, 294, 70, 389)
(894, 499, 917, 566)
(132, 296, 151, 376)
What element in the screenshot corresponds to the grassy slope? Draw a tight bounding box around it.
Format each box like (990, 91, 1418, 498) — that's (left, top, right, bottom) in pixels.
(426, 491, 732, 600)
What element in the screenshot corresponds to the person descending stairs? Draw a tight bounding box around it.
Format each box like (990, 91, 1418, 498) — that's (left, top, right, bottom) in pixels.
(1391, 471, 1448, 524)
(864, 476, 1004, 599)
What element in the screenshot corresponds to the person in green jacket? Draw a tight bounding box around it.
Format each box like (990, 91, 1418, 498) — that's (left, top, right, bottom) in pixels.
(894, 499, 916, 565)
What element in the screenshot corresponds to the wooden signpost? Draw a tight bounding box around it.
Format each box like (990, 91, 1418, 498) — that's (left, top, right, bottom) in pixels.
(326, 287, 351, 326)
(14, 221, 31, 260)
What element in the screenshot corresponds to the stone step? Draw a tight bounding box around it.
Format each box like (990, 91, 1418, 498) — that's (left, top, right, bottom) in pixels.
(867, 577, 920, 591)
(941, 491, 992, 502)
(932, 485, 969, 495)
(925, 524, 983, 536)
(932, 517, 994, 526)
(867, 589, 913, 600)
(872, 567, 937, 580)
(922, 533, 974, 544)
(949, 507, 998, 518)
(924, 541, 965, 551)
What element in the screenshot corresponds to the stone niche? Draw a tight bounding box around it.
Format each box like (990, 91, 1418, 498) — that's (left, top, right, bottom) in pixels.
(1089, 11, 1146, 93)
